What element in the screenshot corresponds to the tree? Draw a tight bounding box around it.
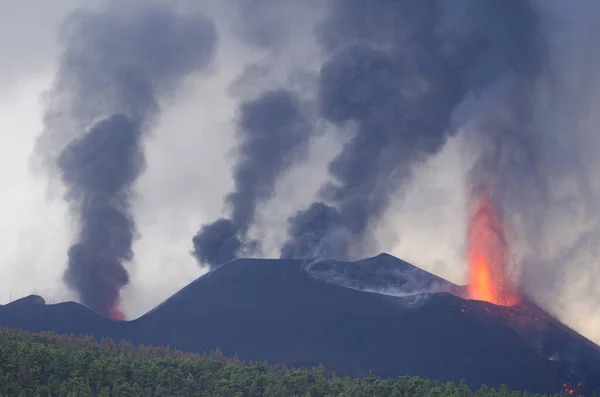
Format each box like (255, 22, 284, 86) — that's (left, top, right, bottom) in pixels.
(59, 382, 68, 397)
(80, 378, 93, 397)
(0, 326, 570, 397)
(112, 381, 120, 397)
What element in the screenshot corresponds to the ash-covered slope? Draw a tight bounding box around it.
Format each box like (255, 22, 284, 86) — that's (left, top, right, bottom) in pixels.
(1, 254, 599, 394)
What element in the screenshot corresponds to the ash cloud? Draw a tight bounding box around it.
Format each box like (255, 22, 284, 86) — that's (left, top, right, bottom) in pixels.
(229, 0, 323, 54)
(348, 0, 600, 343)
(280, 202, 347, 259)
(492, 0, 600, 341)
(193, 89, 314, 268)
(281, 0, 542, 260)
(36, 2, 217, 316)
(193, 219, 241, 267)
(230, 0, 296, 52)
(26, 0, 600, 344)
(192, 0, 323, 270)
(57, 115, 142, 314)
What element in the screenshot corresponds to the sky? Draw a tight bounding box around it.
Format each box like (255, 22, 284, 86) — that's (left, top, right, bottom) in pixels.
(0, 0, 467, 318)
(2, 0, 599, 348)
(0, 0, 231, 310)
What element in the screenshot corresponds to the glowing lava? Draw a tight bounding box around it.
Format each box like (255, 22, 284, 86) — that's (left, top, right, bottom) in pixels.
(467, 189, 519, 306)
(108, 305, 126, 321)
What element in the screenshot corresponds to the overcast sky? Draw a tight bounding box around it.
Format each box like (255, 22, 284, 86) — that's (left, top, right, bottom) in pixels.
(2, 1, 600, 351)
(0, 0, 235, 312)
(10, 0, 600, 352)
(0, 1, 468, 320)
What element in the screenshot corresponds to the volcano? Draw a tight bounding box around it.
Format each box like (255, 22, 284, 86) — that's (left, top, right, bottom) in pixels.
(1, 253, 599, 394)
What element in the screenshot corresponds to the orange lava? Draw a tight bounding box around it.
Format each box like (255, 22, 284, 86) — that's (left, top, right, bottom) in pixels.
(467, 189, 519, 306)
(563, 382, 585, 396)
(108, 306, 126, 321)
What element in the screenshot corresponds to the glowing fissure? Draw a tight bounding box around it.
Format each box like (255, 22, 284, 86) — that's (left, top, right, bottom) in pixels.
(467, 189, 519, 306)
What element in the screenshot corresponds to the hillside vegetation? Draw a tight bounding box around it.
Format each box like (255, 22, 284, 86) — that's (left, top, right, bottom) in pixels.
(0, 327, 584, 397)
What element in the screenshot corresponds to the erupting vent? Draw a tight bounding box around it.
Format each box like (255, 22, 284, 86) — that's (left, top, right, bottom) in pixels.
(108, 305, 126, 321)
(467, 189, 519, 306)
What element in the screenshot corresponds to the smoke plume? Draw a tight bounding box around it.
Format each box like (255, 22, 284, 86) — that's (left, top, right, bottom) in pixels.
(36, 2, 217, 317)
(490, 0, 600, 338)
(280, 0, 542, 260)
(258, 0, 600, 344)
(193, 89, 313, 268)
(27, 0, 600, 343)
(445, 0, 600, 341)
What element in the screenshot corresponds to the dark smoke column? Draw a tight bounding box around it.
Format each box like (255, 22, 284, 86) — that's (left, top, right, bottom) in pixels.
(58, 115, 142, 319)
(37, 3, 217, 318)
(282, 0, 542, 260)
(193, 89, 313, 269)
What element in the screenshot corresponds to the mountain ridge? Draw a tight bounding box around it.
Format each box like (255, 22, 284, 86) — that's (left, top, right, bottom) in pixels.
(1, 253, 599, 394)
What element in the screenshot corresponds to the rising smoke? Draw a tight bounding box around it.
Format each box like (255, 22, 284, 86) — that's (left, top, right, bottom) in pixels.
(496, 0, 600, 338)
(192, 89, 314, 268)
(36, 2, 217, 317)
(208, 0, 600, 342)
(273, 0, 600, 342)
(190, 0, 544, 268)
(27, 0, 600, 344)
(190, 0, 324, 270)
(195, 0, 600, 344)
(280, 0, 542, 260)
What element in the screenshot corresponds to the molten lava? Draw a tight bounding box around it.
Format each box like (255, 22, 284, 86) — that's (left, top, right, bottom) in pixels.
(467, 190, 519, 306)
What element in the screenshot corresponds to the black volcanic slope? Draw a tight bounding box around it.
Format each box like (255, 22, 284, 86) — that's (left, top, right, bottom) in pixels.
(1, 254, 599, 394)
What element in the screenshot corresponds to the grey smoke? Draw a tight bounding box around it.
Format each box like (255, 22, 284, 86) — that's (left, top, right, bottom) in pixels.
(272, 0, 600, 343)
(193, 89, 313, 268)
(192, 219, 240, 268)
(190, 1, 323, 271)
(281, 0, 542, 260)
(280, 202, 347, 259)
(230, 0, 323, 53)
(37, 2, 217, 316)
(483, 0, 600, 339)
(57, 115, 142, 315)
(230, 0, 291, 52)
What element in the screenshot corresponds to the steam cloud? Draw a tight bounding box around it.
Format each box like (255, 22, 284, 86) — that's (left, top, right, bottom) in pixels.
(193, 89, 313, 268)
(36, 2, 217, 316)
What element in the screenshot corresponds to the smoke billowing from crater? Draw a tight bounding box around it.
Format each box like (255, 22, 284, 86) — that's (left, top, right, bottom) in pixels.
(208, 0, 600, 342)
(193, 89, 314, 268)
(36, 2, 217, 317)
(25, 0, 600, 343)
(57, 114, 142, 317)
(281, 0, 542, 260)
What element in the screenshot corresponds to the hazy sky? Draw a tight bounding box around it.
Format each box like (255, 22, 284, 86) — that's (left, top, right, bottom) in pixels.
(0, 0, 234, 312)
(3, 0, 600, 351)
(0, 0, 468, 319)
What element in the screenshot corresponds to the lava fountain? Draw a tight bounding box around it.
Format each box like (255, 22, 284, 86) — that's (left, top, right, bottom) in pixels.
(467, 188, 519, 306)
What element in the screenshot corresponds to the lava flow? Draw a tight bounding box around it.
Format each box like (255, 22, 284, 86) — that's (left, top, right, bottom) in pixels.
(467, 189, 519, 306)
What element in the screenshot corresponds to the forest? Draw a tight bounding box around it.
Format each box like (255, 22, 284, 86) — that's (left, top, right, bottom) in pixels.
(0, 327, 586, 397)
